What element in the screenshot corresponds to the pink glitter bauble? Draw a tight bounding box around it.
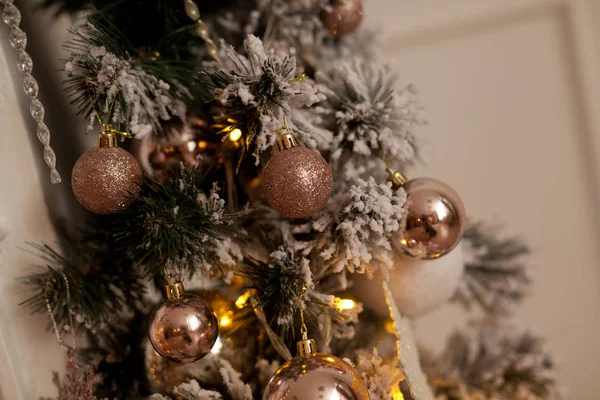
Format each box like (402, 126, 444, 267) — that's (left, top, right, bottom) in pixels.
(72, 147, 142, 215)
(262, 147, 333, 218)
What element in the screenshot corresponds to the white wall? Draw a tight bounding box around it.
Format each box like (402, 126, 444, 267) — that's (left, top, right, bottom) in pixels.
(0, 3, 84, 398)
(364, 0, 600, 398)
(0, 29, 63, 400)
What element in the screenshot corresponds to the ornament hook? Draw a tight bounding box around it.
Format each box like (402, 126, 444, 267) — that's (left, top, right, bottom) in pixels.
(381, 149, 408, 188)
(296, 284, 316, 357)
(88, 91, 132, 149)
(165, 275, 186, 302)
(276, 124, 298, 151)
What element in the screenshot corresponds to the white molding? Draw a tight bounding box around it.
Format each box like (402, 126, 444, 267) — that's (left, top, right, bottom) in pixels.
(380, 0, 563, 49)
(561, 0, 600, 223)
(381, 0, 600, 230)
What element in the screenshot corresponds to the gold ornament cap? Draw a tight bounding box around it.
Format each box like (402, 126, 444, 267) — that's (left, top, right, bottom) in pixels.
(165, 280, 186, 301)
(296, 335, 317, 358)
(387, 166, 408, 189)
(98, 124, 118, 148)
(276, 127, 298, 151)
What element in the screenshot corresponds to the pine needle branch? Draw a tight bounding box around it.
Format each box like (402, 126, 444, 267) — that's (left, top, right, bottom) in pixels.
(113, 164, 242, 280)
(20, 232, 146, 335)
(240, 247, 337, 337)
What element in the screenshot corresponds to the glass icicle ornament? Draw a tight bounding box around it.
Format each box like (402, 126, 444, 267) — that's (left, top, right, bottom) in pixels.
(1, 0, 61, 183)
(71, 125, 142, 214)
(148, 279, 219, 364)
(388, 167, 466, 260)
(262, 127, 333, 218)
(262, 287, 368, 400)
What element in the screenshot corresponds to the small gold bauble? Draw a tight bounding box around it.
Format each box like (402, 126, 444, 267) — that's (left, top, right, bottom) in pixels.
(396, 178, 466, 259)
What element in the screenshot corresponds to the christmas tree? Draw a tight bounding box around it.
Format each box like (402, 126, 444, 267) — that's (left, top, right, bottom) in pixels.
(2, 0, 561, 399)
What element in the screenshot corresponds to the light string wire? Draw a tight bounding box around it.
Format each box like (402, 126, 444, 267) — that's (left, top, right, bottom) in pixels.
(44, 272, 76, 351)
(297, 283, 308, 340)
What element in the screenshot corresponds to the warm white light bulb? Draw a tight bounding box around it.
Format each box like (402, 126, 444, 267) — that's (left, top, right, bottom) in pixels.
(229, 128, 242, 141)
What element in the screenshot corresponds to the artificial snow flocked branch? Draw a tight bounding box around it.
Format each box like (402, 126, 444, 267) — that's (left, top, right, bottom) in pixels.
(354, 348, 402, 400)
(204, 34, 327, 162)
(454, 221, 531, 314)
(64, 23, 188, 137)
(294, 177, 407, 274)
(424, 318, 560, 400)
(316, 58, 425, 181)
(242, 246, 337, 333)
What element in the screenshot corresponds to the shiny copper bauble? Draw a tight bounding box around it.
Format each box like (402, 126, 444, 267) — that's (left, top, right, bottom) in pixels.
(130, 124, 204, 178)
(148, 294, 219, 364)
(396, 178, 466, 259)
(71, 147, 142, 214)
(262, 146, 333, 218)
(262, 353, 369, 400)
(320, 0, 364, 36)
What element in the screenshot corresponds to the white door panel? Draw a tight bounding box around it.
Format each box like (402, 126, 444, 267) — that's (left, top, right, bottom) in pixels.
(364, 1, 600, 398)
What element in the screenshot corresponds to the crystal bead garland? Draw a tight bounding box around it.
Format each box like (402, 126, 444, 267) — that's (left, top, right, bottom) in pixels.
(183, 0, 219, 61)
(1, 0, 61, 184)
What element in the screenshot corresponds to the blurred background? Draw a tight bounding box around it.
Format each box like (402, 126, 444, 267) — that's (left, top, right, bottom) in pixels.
(1, 0, 600, 398)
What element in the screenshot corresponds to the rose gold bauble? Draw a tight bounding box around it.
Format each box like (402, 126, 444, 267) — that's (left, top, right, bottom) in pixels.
(262, 353, 369, 400)
(396, 178, 465, 259)
(71, 146, 142, 214)
(148, 293, 219, 364)
(130, 118, 206, 178)
(262, 146, 333, 218)
(320, 0, 364, 36)
(145, 289, 251, 392)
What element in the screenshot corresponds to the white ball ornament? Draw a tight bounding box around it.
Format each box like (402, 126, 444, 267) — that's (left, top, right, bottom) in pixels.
(353, 243, 465, 318)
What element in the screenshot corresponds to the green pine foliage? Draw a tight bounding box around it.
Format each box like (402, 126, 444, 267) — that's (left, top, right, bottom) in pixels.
(82, 310, 151, 399)
(113, 164, 241, 279)
(21, 233, 146, 335)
